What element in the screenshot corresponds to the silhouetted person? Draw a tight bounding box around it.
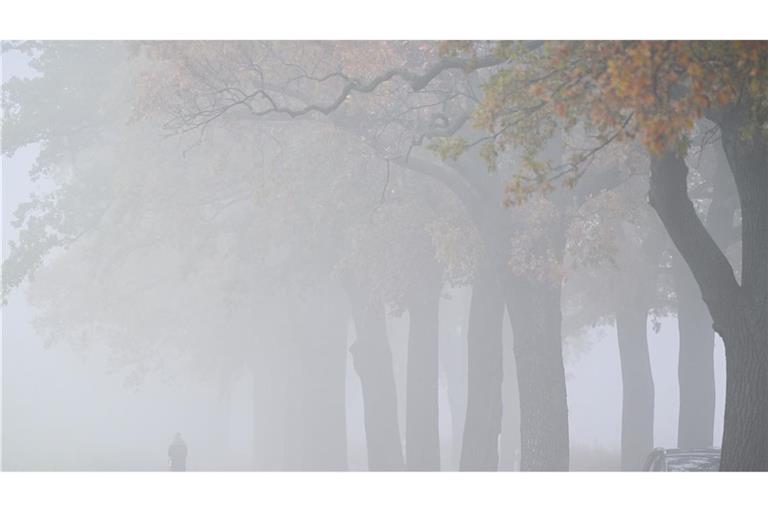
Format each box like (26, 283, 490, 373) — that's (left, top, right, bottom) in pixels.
(168, 432, 187, 471)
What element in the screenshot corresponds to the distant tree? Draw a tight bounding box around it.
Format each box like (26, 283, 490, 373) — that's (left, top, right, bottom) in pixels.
(127, 40, 619, 471)
(563, 176, 673, 470)
(2, 41, 485, 471)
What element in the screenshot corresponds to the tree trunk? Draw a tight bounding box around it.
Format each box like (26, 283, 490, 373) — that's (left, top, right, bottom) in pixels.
(649, 129, 767, 469)
(673, 254, 716, 449)
(673, 143, 736, 450)
(405, 273, 442, 470)
(298, 297, 349, 470)
(615, 303, 655, 470)
(717, 116, 768, 470)
(720, 320, 768, 470)
(499, 311, 521, 470)
(439, 286, 469, 470)
(500, 219, 570, 472)
(281, 338, 305, 469)
(346, 286, 404, 470)
(504, 277, 570, 471)
(459, 262, 504, 470)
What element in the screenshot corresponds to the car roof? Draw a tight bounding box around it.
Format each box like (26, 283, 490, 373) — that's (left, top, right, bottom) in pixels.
(663, 448, 720, 453)
(662, 449, 721, 471)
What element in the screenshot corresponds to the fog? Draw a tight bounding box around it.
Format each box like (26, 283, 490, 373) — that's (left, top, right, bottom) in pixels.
(2, 41, 760, 472)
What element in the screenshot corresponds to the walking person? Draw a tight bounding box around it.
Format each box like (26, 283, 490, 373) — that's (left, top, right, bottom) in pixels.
(168, 432, 188, 471)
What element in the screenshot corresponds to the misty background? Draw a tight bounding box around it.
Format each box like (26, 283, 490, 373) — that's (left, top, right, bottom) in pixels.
(2, 145, 728, 470)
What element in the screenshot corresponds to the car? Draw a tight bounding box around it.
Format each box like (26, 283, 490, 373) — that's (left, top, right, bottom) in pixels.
(642, 447, 721, 471)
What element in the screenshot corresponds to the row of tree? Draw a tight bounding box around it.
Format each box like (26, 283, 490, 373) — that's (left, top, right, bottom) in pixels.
(2, 41, 765, 470)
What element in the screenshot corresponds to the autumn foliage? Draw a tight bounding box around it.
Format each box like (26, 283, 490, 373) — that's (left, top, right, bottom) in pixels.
(473, 41, 768, 160)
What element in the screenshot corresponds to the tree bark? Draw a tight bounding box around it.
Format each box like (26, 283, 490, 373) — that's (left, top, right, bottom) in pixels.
(459, 261, 504, 470)
(503, 276, 570, 471)
(405, 271, 442, 470)
(499, 217, 570, 472)
(720, 325, 768, 470)
(346, 286, 404, 470)
(615, 302, 655, 470)
(717, 113, 768, 471)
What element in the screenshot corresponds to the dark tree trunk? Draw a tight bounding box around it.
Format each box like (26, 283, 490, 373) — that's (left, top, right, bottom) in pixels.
(499, 219, 570, 472)
(717, 114, 768, 471)
(504, 277, 570, 471)
(346, 286, 404, 470)
(673, 254, 716, 449)
(460, 261, 504, 470)
(720, 322, 768, 470)
(405, 272, 442, 470)
(649, 118, 767, 469)
(615, 302, 655, 470)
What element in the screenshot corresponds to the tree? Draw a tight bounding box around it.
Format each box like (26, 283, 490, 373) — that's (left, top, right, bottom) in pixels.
(671, 132, 740, 450)
(562, 168, 671, 470)
(468, 41, 768, 470)
(8, 39, 761, 472)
